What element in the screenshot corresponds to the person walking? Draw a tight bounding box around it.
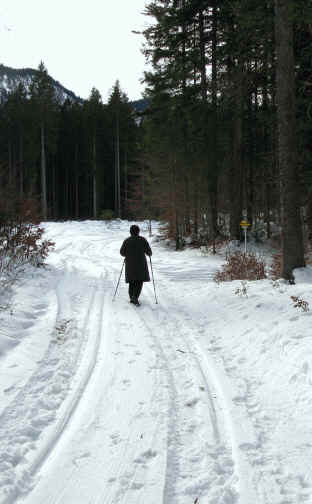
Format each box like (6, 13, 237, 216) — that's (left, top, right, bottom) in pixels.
(120, 224, 152, 306)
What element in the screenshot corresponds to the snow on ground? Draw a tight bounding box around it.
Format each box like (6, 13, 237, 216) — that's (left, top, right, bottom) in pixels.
(0, 219, 312, 504)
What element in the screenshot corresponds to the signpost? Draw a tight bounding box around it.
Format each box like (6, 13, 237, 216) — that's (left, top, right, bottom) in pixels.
(240, 220, 251, 253)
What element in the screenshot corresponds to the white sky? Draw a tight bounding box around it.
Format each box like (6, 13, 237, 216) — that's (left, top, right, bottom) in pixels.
(0, 0, 149, 102)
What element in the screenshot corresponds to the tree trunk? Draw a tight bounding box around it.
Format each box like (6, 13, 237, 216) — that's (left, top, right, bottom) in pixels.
(198, 9, 207, 102)
(19, 132, 24, 197)
(115, 113, 121, 218)
(209, 0, 219, 249)
(92, 134, 97, 218)
(8, 141, 13, 186)
(275, 0, 305, 280)
(230, 63, 243, 240)
(40, 123, 48, 220)
(75, 144, 79, 219)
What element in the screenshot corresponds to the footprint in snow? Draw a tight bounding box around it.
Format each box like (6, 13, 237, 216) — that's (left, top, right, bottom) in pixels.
(134, 449, 158, 464)
(185, 397, 200, 408)
(292, 333, 309, 340)
(107, 477, 117, 484)
(290, 361, 310, 384)
(73, 451, 91, 466)
(3, 385, 16, 395)
(209, 485, 239, 503)
(131, 482, 144, 490)
(34, 302, 47, 309)
(20, 321, 34, 330)
(232, 395, 247, 405)
(209, 345, 222, 352)
(121, 379, 131, 389)
(31, 413, 55, 428)
(20, 425, 41, 440)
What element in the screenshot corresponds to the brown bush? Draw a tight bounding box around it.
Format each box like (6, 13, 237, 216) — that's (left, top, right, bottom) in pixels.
(0, 195, 54, 276)
(269, 253, 282, 280)
(214, 251, 267, 282)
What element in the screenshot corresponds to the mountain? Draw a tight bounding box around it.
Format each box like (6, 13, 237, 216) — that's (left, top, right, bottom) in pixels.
(0, 64, 83, 104)
(0, 64, 149, 114)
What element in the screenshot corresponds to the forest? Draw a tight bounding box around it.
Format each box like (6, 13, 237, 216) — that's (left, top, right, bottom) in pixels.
(1, 0, 312, 280)
(0, 65, 138, 221)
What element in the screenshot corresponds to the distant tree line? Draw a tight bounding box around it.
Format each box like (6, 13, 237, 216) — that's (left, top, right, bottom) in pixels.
(0, 62, 139, 221)
(137, 0, 312, 279)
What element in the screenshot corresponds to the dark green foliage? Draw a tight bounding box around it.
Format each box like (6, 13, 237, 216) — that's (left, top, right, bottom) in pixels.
(0, 65, 141, 220)
(139, 0, 311, 273)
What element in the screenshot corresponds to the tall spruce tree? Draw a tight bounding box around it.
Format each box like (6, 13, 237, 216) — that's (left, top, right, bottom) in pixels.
(107, 81, 137, 218)
(275, 0, 305, 280)
(84, 88, 103, 218)
(30, 62, 57, 220)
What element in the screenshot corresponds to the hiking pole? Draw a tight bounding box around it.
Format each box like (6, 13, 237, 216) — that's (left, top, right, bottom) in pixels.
(113, 260, 125, 301)
(149, 256, 158, 304)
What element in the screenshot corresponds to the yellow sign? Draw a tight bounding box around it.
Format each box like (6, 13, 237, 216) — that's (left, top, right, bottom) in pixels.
(240, 220, 251, 228)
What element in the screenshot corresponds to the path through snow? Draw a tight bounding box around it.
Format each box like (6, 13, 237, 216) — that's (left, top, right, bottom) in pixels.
(0, 220, 311, 504)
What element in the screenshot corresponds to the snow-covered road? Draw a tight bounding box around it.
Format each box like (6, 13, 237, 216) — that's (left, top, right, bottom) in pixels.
(0, 220, 311, 504)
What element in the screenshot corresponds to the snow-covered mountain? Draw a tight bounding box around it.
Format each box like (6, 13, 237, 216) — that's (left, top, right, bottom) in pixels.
(0, 63, 83, 104)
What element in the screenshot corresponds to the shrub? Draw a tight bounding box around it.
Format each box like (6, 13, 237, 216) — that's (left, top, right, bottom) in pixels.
(269, 253, 282, 280)
(214, 251, 267, 282)
(0, 196, 54, 289)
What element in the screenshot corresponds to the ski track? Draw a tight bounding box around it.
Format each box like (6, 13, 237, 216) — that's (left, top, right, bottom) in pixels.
(2, 221, 307, 504)
(0, 264, 107, 503)
(6, 227, 242, 504)
(137, 304, 232, 504)
(152, 272, 312, 504)
(148, 279, 261, 504)
(13, 225, 233, 504)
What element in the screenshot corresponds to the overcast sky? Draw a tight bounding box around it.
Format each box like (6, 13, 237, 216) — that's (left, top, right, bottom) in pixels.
(0, 0, 149, 102)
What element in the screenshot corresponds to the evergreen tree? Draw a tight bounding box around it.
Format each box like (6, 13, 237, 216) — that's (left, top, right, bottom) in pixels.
(107, 81, 138, 218)
(275, 0, 305, 279)
(84, 87, 103, 218)
(29, 62, 58, 220)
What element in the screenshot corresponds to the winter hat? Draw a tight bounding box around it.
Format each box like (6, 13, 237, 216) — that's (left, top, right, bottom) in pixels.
(130, 224, 140, 236)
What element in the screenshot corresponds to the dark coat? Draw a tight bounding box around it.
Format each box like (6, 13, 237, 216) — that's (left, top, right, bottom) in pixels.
(120, 235, 152, 283)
